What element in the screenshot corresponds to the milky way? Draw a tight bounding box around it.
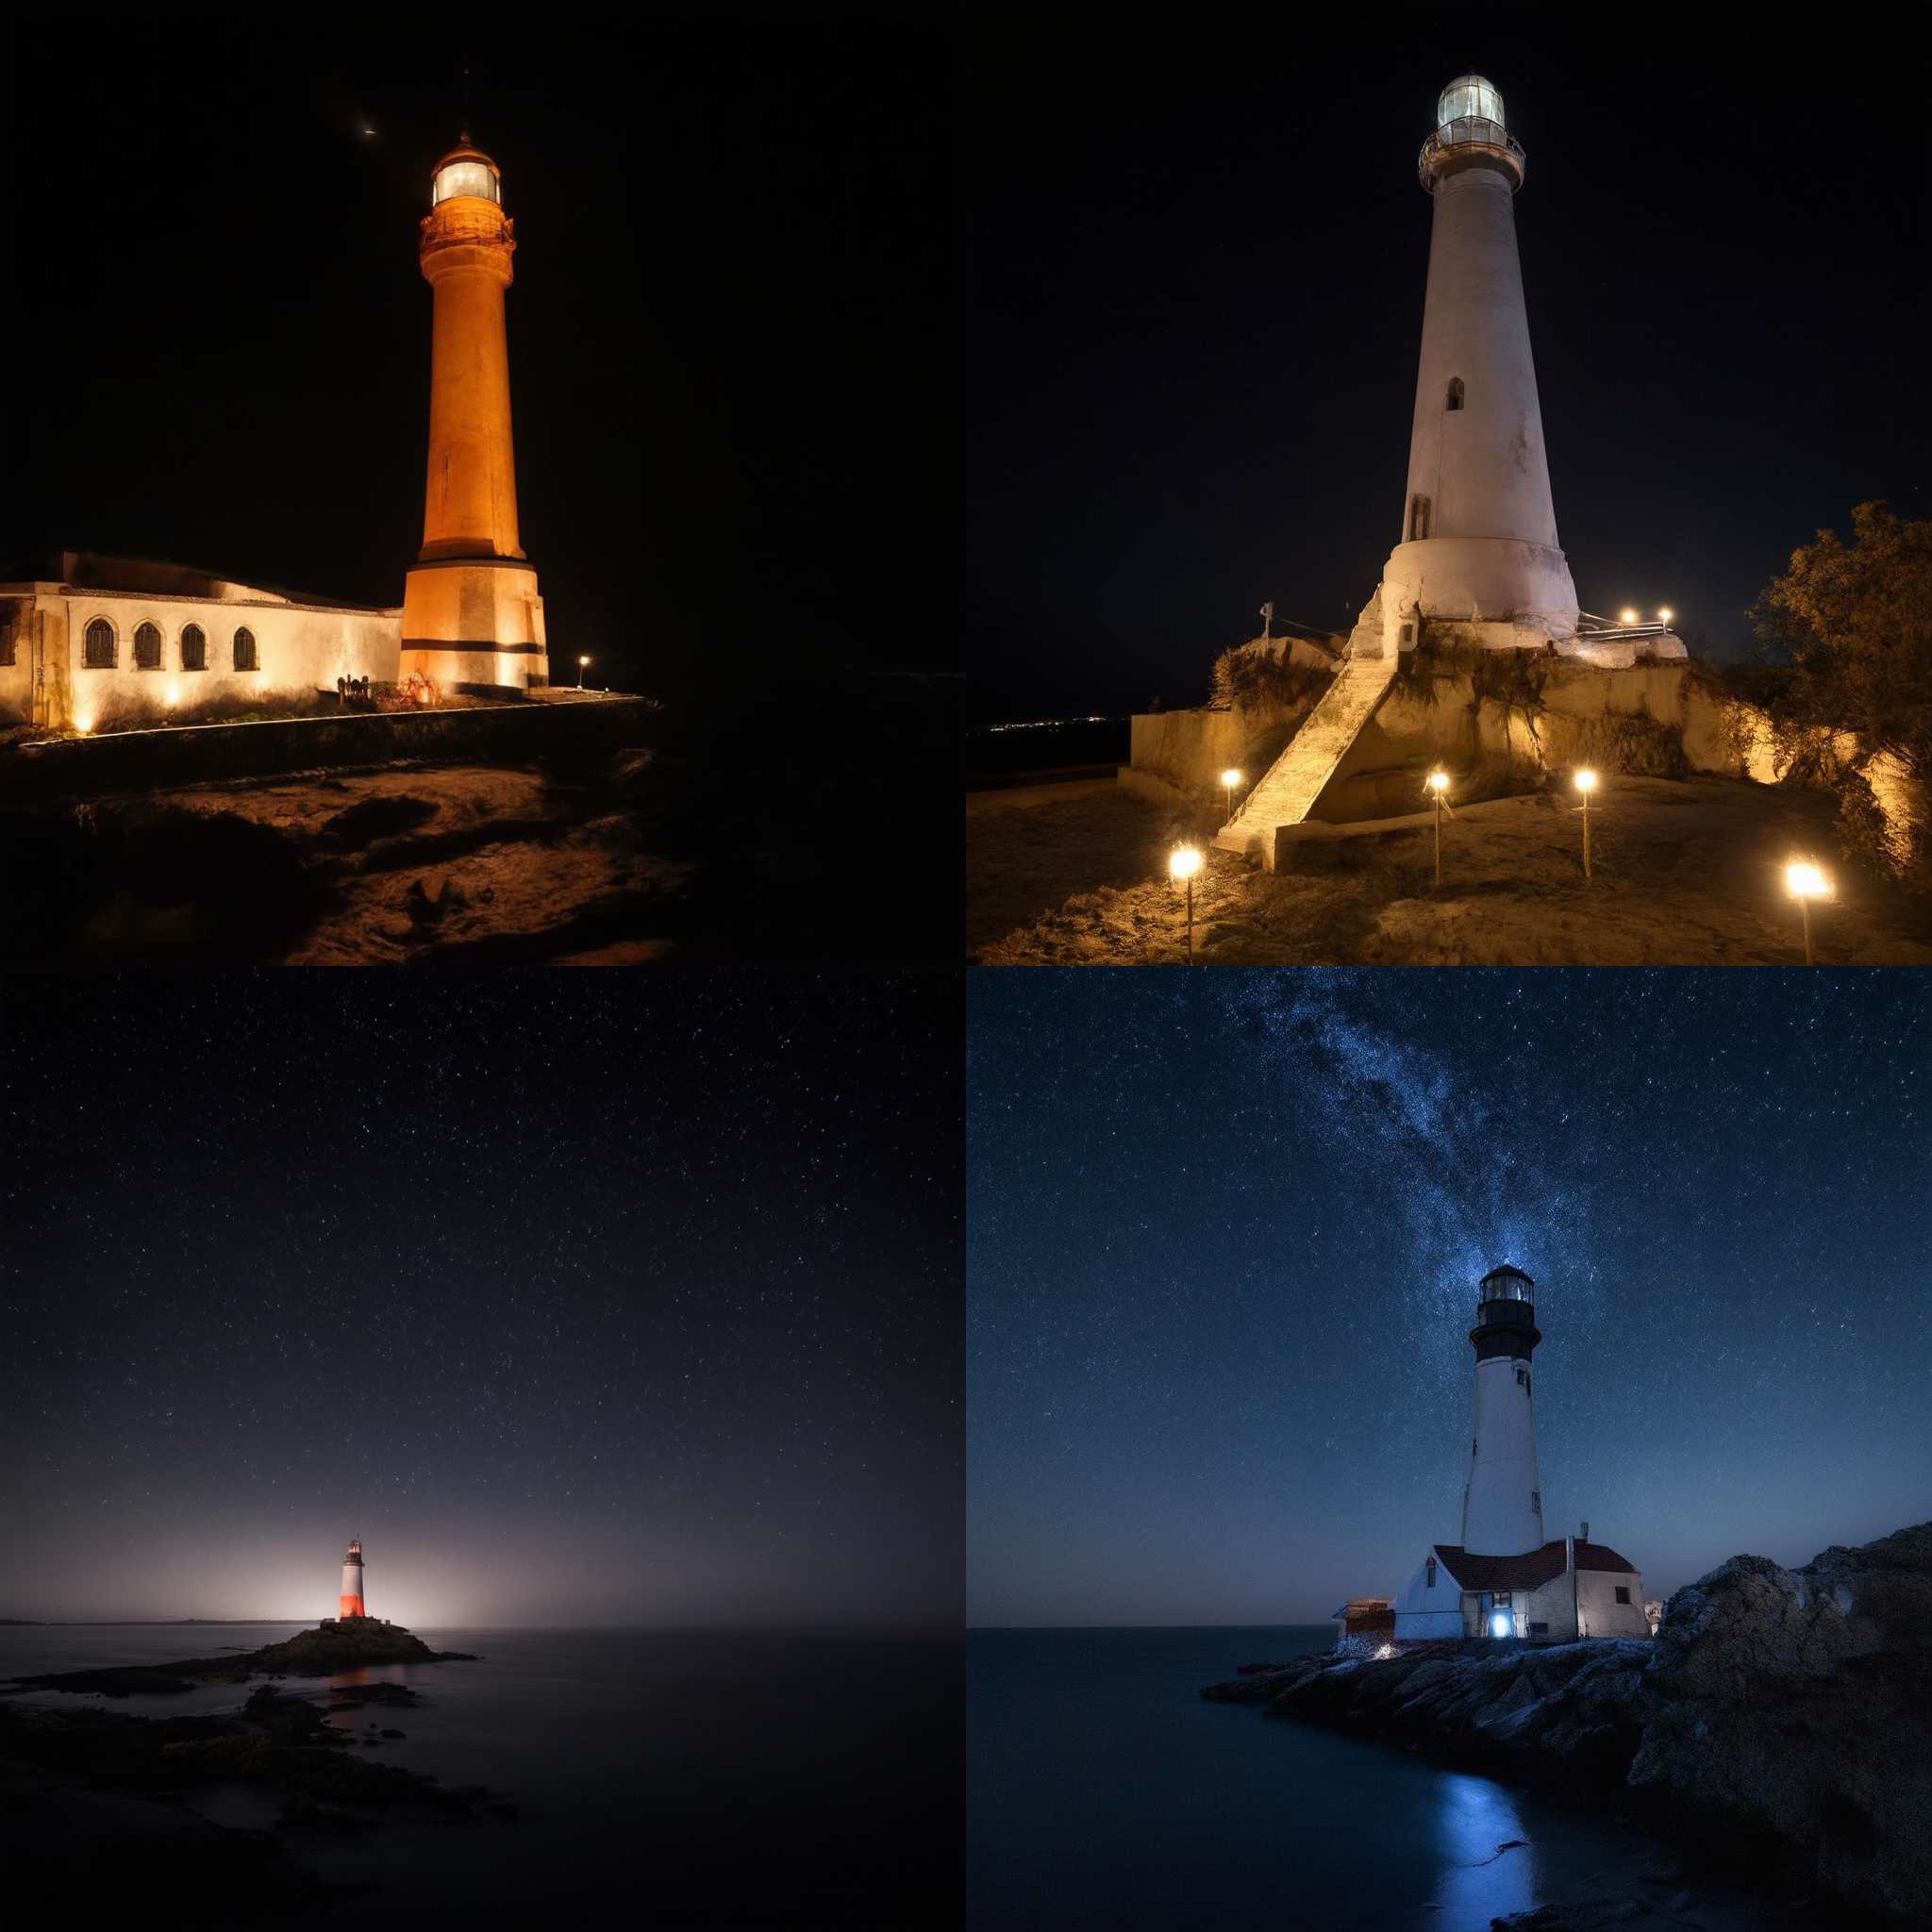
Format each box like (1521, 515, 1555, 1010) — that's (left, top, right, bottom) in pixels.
(968, 969, 1928, 1625)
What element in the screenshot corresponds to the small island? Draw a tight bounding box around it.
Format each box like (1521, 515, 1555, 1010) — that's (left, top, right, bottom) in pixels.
(8, 1616, 479, 1698)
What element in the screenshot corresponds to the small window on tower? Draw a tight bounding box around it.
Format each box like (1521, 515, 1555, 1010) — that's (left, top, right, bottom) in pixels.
(1532, 1491, 1541, 1513)
(1409, 495, 1432, 541)
(1446, 377, 1465, 411)
(1425, 1557, 1437, 1590)
(1615, 1586, 1631, 1604)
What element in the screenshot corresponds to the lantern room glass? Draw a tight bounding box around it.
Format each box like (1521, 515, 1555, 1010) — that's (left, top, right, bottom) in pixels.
(431, 159, 500, 208)
(1437, 76, 1506, 131)
(1480, 1268, 1534, 1303)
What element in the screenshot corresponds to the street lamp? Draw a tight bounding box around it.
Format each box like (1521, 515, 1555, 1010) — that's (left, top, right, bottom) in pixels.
(1618, 608, 1639, 626)
(1784, 858, 1832, 965)
(1170, 843, 1204, 962)
(1220, 767, 1243, 824)
(1657, 607, 1674, 626)
(1426, 768, 1450, 886)
(1574, 767, 1598, 879)
(576, 654, 591, 690)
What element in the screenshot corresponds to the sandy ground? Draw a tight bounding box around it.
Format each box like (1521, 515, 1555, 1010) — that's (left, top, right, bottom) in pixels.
(968, 775, 1932, 966)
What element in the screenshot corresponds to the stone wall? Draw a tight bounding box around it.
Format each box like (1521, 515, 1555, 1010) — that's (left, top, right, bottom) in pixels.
(1122, 691, 1326, 808)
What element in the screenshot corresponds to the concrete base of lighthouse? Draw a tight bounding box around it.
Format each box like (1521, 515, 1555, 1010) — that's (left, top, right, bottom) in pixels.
(400, 557, 549, 693)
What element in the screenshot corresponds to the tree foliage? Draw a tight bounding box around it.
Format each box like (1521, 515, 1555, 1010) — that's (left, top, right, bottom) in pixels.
(1749, 502, 1932, 773)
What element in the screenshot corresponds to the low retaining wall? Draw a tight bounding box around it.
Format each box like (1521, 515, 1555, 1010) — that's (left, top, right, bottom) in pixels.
(0, 695, 656, 804)
(1124, 696, 1324, 807)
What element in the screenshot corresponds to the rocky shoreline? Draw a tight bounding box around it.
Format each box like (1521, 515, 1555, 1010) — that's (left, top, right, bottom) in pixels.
(1204, 1523, 1931, 1925)
(1, 1621, 503, 1921)
(7, 1616, 479, 1695)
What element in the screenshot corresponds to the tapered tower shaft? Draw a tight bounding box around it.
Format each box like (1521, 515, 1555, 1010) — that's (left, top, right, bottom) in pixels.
(1460, 1265, 1545, 1556)
(339, 1537, 366, 1620)
(399, 139, 549, 692)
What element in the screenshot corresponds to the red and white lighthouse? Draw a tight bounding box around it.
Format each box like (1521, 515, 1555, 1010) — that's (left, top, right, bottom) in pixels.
(339, 1538, 367, 1620)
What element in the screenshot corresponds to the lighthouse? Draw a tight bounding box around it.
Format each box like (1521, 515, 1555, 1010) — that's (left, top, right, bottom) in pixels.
(339, 1538, 367, 1621)
(1388, 1264, 1653, 1643)
(1459, 1264, 1545, 1555)
(398, 137, 550, 693)
(1369, 75, 1580, 656)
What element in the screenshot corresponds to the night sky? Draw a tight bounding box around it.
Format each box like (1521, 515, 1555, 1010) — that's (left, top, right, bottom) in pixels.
(4, 974, 961, 1630)
(967, 969, 1930, 1626)
(962, 22, 1928, 719)
(6, 20, 954, 707)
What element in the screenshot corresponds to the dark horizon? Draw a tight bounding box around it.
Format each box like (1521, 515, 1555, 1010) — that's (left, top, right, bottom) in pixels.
(963, 22, 1926, 721)
(968, 969, 1930, 1627)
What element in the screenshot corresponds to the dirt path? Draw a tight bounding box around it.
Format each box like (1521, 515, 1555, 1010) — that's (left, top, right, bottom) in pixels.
(968, 776, 1932, 966)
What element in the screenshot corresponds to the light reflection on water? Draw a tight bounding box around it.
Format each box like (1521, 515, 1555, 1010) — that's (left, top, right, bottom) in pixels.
(1433, 1773, 1538, 1929)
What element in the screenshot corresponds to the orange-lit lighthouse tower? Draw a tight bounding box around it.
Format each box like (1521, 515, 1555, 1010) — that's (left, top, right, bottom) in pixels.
(339, 1538, 367, 1620)
(399, 137, 549, 692)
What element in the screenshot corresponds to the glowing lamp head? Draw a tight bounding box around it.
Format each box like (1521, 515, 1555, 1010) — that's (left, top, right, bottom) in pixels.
(1220, 768, 1242, 789)
(1574, 768, 1598, 794)
(1785, 859, 1831, 901)
(430, 141, 503, 209)
(1657, 607, 1674, 625)
(1437, 75, 1506, 133)
(1169, 844, 1204, 882)
(578, 655, 591, 668)
(1427, 769, 1450, 795)
(1491, 1611, 1511, 1640)
(1619, 608, 1640, 626)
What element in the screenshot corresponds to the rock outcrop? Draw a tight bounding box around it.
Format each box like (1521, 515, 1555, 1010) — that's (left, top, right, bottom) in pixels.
(1628, 1523, 1932, 1922)
(8, 1619, 477, 1695)
(1207, 1519, 1932, 1924)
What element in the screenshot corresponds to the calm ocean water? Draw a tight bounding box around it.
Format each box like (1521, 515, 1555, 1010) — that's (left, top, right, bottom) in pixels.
(968, 1626, 1774, 1932)
(2, 1623, 960, 1928)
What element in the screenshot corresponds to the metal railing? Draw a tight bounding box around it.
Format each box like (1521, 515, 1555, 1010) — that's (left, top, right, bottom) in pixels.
(1419, 118, 1526, 181)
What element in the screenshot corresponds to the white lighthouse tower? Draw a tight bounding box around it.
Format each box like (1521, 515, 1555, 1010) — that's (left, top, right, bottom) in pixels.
(1459, 1264, 1545, 1555)
(1368, 75, 1580, 657)
(339, 1538, 366, 1621)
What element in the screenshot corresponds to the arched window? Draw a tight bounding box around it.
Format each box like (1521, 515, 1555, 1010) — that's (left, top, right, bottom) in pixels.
(1424, 1557, 1437, 1590)
(180, 623, 208, 671)
(233, 626, 258, 672)
(1409, 494, 1432, 541)
(1446, 376, 1465, 411)
(84, 618, 117, 668)
(134, 622, 163, 670)
(0, 608, 17, 667)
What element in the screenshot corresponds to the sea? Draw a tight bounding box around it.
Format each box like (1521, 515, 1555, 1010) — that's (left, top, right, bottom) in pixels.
(968, 1625, 1807, 1932)
(1, 1623, 960, 1928)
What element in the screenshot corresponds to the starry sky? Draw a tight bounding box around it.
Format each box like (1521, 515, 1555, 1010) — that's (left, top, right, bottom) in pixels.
(3, 974, 960, 1630)
(967, 969, 1930, 1626)
(962, 21, 1926, 719)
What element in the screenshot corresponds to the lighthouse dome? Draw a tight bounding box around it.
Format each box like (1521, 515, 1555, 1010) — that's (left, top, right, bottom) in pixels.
(1478, 1263, 1535, 1303)
(430, 141, 502, 209)
(1437, 75, 1506, 133)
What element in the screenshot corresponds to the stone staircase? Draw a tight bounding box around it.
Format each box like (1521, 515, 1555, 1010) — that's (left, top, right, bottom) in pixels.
(1213, 650, 1399, 864)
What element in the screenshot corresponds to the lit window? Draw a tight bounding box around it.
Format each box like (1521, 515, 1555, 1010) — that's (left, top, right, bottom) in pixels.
(181, 623, 208, 671)
(84, 619, 115, 668)
(1446, 377, 1465, 411)
(134, 622, 162, 670)
(233, 626, 258, 672)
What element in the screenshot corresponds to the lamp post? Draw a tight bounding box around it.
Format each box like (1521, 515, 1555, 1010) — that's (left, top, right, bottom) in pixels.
(1657, 607, 1674, 626)
(1784, 858, 1832, 965)
(1220, 768, 1243, 824)
(1170, 843, 1204, 962)
(577, 654, 591, 690)
(1427, 768, 1450, 886)
(1574, 767, 1598, 879)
